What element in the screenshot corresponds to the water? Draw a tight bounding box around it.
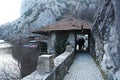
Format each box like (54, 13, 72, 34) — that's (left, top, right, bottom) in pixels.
(0, 40, 39, 79)
(0, 40, 15, 67)
(0, 40, 20, 79)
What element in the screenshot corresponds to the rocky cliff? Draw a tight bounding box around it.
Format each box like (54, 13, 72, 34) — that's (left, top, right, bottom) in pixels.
(92, 0, 120, 80)
(0, 0, 119, 79)
(0, 0, 97, 42)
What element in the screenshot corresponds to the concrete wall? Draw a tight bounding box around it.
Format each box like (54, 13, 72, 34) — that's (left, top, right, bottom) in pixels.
(44, 49, 74, 80)
(22, 47, 75, 80)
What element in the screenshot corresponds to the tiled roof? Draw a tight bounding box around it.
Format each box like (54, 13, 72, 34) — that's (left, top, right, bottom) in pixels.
(32, 18, 91, 34)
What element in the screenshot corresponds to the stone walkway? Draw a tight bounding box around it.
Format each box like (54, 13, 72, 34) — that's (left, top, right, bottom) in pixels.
(64, 53, 104, 80)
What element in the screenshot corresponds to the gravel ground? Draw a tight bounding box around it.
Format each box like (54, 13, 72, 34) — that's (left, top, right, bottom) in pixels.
(64, 53, 104, 80)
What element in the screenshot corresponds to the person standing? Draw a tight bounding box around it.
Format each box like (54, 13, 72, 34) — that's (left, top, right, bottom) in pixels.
(78, 38, 85, 50)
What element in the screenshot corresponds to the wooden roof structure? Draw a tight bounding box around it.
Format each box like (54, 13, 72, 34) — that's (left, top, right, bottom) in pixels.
(32, 18, 91, 34)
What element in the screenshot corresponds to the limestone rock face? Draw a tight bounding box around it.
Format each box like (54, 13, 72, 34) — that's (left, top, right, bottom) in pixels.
(92, 0, 120, 80)
(0, 0, 60, 42)
(0, 0, 97, 42)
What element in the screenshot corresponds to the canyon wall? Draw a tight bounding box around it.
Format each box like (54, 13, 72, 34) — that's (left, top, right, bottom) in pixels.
(92, 0, 120, 79)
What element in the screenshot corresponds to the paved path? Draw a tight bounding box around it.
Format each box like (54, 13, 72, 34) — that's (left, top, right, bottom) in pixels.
(64, 53, 104, 80)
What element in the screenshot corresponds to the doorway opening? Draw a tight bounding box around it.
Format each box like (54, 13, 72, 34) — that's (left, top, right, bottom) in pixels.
(75, 30, 90, 53)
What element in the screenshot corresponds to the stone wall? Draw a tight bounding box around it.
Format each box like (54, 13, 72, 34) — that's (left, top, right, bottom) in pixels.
(45, 48, 74, 80)
(92, 0, 120, 80)
(22, 46, 75, 80)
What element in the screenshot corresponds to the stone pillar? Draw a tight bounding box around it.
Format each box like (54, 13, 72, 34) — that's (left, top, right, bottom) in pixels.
(37, 55, 54, 73)
(67, 33, 75, 48)
(47, 32, 56, 55)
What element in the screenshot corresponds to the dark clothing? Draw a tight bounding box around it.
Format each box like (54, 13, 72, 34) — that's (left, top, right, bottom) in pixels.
(77, 38, 85, 50)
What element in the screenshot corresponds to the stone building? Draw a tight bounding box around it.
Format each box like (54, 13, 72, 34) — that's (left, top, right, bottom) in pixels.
(32, 18, 92, 56)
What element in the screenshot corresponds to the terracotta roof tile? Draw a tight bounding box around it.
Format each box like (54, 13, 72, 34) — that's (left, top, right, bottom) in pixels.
(32, 18, 91, 34)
